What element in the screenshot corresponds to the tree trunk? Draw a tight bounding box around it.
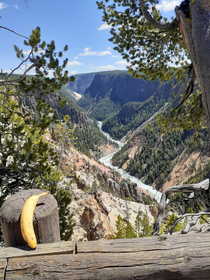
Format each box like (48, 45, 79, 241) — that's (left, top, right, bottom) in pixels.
(176, 0, 210, 136)
(0, 189, 60, 247)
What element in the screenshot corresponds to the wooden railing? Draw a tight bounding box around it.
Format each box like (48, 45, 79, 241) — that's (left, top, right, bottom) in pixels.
(0, 232, 209, 279)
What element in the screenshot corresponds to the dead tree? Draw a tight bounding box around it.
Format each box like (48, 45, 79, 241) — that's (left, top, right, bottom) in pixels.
(152, 179, 210, 235)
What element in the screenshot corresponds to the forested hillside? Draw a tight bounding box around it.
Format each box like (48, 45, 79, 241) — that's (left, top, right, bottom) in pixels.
(18, 76, 114, 161)
(63, 70, 210, 191)
(64, 70, 180, 139)
(77, 70, 163, 121)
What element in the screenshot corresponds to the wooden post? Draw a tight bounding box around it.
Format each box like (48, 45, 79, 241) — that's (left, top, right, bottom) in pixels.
(0, 233, 209, 279)
(0, 189, 60, 247)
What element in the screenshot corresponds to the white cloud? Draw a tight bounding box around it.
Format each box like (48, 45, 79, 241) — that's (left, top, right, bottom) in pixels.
(14, 4, 18, 9)
(98, 23, 111, 31)
(155, 4, 162, 10)
(23, 49, 43, 55)
(79, 48, 112, 57)
(107, 47, 111, 50)
(92, 60, 129, 72)
(98, 50, 112, 56)
(74, 56, 78, 59)
(69, 71, 78, 75)
(156, 0, 181, 12)
(23, 50, 31, 55)
(67, 61, 83, 66)
(112, 55, 120, 58)
(115, 60, 128, 66)
(0, 2, 8, 9)
(79, 47, 99, 56)
(93, 65, 116, 71)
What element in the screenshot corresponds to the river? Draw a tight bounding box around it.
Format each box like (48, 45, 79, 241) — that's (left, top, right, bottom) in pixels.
(98, 121, 162, 203)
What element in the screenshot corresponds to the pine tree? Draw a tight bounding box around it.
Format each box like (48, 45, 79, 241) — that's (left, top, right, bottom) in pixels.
(0, 28, 76, 241)
(115, 215, 126, 239)
(125, 221, 137, 238)
(164, 213, 182, 234)
(97, 0, 210, 137)
(135, 211, 152, 237)
(54, 114, 76, 172)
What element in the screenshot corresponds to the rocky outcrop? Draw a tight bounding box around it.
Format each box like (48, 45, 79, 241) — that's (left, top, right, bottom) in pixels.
(69, 188, 115, 242)
(95, 172, 153, 204)
(149, 205, 158, 219)
(44, 128, 156, 242)
(55, 104, 88, 124)
(69, 186, 154, 242)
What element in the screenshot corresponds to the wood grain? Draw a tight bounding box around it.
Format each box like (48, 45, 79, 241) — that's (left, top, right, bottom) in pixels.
(0, 189, 60, 247)
(1, 233, 210, 279)
(0, 241, 74, 259)
(0, 259, 7, 280)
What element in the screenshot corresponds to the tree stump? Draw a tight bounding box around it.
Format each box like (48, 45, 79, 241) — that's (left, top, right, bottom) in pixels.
(0, 189, 60, 247)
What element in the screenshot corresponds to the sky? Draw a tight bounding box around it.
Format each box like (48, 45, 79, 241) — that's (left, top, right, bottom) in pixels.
(0, 0, 182, 76)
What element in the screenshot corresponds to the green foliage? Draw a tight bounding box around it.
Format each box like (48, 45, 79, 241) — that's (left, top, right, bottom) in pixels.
(54, 114, 76, 171)
(115, 215, 126, 239)
(185, 160, 210, 185)
(96, 1, 208, 135)
(97, 0, 189, 82)
(115, 211, 153, 239)
(125, 221, 137, 238)
(11, 28, 75, 132)
(164, 213, 182, 234)
(135, 211, 152, 237)
(124, 120, 208, 188)
(198, 214, 210, 225)
(72, 120, 111, 159)
(0, 92, 75, 240)
(157, 89, 206, 134)
(102, 96, 165, 139)
(115, 215, 137, 239)
(0, 28, 77, 241)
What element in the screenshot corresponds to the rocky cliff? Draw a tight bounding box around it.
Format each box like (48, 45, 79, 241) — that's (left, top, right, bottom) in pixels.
(43, 130, 156, 242)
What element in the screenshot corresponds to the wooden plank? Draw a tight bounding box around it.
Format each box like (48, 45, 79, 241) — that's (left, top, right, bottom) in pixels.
(5, 247, 210, 279)
(0, 241, 74, 259)
(4, 234, 210, 279)
(0, 259, 7, 280)
(77, 233, 210, 254)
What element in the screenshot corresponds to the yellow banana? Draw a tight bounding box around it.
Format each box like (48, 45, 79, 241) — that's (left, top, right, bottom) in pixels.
(20, 191, 49, 249)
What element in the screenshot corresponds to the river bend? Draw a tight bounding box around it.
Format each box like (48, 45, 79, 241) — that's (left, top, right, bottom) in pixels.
(98, 121, 162, 203)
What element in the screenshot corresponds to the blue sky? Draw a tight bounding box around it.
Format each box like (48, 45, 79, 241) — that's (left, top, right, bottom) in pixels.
(0, 0, 181, 75)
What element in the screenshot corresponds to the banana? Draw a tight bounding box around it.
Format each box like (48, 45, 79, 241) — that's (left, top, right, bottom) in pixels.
(20, 191, 49, 249)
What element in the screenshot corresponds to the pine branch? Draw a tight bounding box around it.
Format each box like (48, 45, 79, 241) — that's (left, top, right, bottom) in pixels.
(0, 25, 29, 39)
(139, 0, 178, 30)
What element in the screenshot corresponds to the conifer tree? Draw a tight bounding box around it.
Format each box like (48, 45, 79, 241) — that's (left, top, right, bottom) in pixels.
(135, 210, 152, 237)
(54, 114, 76, 172)
(97, 0, 210, 136)
(125, 221, 137, 238)
(164, 213, 182, 234)
(0, 27, 76, 241)
(115, 215, 126, 239)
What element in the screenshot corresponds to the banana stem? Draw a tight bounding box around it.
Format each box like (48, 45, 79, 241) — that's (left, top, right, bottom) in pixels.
(38, 191, 49, 198)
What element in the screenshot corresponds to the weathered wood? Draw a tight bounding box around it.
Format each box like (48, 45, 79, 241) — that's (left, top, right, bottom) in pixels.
(153, 179, 210, 235)
(0, 241, 75, 259)
(1, 233, 210, 279)
(0, 259, 7, 280)
(0, 189, 60, 247)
